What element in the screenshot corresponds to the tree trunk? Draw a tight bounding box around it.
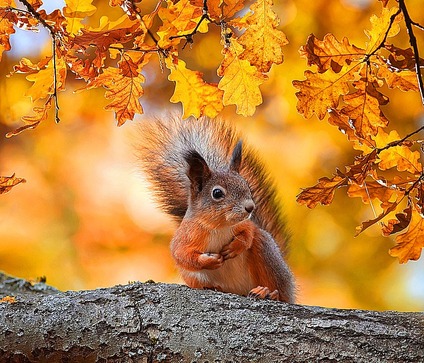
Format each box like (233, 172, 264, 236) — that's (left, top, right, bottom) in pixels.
(0, 272, 423, 362)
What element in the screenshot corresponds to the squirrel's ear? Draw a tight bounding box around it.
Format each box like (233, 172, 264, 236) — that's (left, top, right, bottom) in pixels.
(184, 151, 211, 193)
(230, 140, 242, 173)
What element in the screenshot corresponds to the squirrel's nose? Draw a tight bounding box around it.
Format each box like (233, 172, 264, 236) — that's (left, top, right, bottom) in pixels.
(244, 200, 255, 214)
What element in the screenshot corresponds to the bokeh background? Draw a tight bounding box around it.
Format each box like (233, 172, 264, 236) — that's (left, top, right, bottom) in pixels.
(0, 0, 423, 311)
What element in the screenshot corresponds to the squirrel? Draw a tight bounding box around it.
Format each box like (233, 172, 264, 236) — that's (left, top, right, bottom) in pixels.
(137, 116, 295, 303)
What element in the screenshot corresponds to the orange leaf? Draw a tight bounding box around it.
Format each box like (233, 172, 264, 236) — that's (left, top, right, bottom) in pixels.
(293, 68, 351, 120)
(382, 205, 413, 236)
(340, 81, 389, 139)
(347, 179, 401, 205)
(63, 0, 97, 35)
(365, 7, 401, 54)
(190, 0, 245, 20)
(0, 4, 15, 61)
(157, 0, 204, 48)
(235, 0, 288, 73)
(0, 174, 26, 194)
(0, 296, 17, 304)
(377, 66, 419, 92)
(166, 58, 223, 119)
(389, 206, 424, 263)
(25, 56, 67, 103)
(300, 33, 365, 73)
(355, 200, 399, 236)
(378, 146, 423, 175)
(297, 174, 348, 208)
(218, 39, 266, 116)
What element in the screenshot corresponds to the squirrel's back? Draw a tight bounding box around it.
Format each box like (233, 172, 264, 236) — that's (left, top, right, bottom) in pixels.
(137, 116, 288, 248)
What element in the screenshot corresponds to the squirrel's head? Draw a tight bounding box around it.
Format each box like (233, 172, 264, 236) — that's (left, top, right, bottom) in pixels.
(184, 141, 255, 228)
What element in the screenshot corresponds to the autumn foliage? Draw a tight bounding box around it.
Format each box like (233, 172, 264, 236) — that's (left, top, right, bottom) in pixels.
(0, 0, 423, 265)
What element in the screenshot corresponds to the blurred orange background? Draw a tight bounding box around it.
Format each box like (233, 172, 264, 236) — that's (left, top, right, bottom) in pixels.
(0, 0, 423, 311)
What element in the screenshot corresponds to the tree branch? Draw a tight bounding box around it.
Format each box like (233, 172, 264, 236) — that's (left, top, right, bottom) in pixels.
(1, 272, 423, 362)
(398, 0, 424, 105)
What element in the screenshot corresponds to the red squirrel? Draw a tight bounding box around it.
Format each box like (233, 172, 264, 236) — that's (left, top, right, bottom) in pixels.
(138, 116, 295, 303)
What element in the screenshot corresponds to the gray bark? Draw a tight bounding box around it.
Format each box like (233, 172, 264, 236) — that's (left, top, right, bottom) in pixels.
(0, 272, 423, 362)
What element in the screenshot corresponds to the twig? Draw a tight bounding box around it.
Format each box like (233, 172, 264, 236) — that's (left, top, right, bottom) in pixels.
(411, 20, 424, 31)
(367, 8, 402, 59)
(377, 124, 424, 153)
(398, 0, 424, 105)
(18, 0, 61, 123)
(169, 0, 216, 48)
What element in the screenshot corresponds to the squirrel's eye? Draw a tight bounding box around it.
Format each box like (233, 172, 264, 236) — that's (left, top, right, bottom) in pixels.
(212, 187, 225, 200)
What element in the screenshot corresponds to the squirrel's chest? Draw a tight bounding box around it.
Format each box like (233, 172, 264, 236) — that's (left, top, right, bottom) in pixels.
(188, 227, 255, 295)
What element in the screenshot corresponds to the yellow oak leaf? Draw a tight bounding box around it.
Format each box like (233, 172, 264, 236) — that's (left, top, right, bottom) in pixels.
(378, 146, 423, 175)
(389, 206, 424, 263)
(0, 174, 26, 194)
(300, 33, 365, 73)
(25, 56, 67, 102)
(64, 0, 97, 18)
(166, 57, 224, 119)
(235, 0, 287, 73)
(157, 0, 204, 48)
(365, 7, 401, 54)
(293, 67, 352, 120)
(64, 0, 97, 35)
(218, 40, 266, 116)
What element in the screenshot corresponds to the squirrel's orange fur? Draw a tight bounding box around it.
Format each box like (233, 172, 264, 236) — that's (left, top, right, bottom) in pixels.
(138, 116, 295, 303)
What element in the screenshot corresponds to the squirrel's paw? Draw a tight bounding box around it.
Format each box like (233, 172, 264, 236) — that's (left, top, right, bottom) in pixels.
(248, 286, 280, 301)
(221, 239, 247, 260)
(198, 253, 224, 270)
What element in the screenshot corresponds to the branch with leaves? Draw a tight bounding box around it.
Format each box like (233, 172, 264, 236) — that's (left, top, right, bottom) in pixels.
(0, 0, 286, 134)
(294, 0, 424, 263)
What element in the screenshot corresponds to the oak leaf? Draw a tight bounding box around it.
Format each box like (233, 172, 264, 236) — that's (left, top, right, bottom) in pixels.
(365, 7, 401, 54)
(340, 81, 389, 140)
(378, 146, 423, 175)
(297, 174, 348, 209)
(0, 3, 14, 61)
(0, 174, 26, 194)
(63, 0, 97, 35)
(166, 58, 224, 119)
(190, 0, 245, 20)
(347, 179, 401, 205)
(389, 206, 424, 263)
(382, 205, 413, 236)
(218, 39, 266, 116)
(157, 0, 204, 48)
(293, 68, 351, 120)
(300, 33, 365, 73)
(235, 0, 288, 73)
(355, 200, 399, 236)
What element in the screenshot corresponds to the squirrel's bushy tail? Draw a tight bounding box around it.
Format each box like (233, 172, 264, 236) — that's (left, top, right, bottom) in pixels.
(137, 116, 288, 248)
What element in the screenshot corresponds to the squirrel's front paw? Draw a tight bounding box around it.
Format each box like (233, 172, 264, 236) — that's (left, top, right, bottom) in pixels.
(198, 253, 224, 270)
(221, 238, 247, 260)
